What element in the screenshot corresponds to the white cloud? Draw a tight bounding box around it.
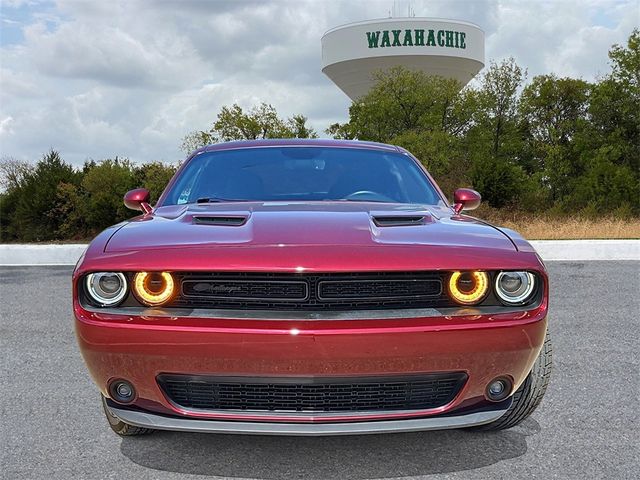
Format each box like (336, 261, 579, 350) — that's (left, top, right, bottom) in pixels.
(0, 0, 636, 166)
(0, 116, 15, 136)
(0, 67, 43, 97)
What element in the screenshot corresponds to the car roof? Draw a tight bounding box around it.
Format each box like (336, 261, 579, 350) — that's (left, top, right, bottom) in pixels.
(195, 138, 401, 155)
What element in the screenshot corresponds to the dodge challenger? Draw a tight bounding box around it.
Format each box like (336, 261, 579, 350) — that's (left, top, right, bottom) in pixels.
(73, 139, 552, 436)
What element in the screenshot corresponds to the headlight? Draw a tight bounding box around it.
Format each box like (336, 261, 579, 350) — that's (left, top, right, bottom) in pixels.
(448, 271, 489, 305)
(85, 272, 127, 306)
(132, 272, 175, 306)
(495, 271, 536, 305)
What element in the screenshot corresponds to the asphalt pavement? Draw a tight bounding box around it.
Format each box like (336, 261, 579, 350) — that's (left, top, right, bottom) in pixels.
(1, 262, 639, 479)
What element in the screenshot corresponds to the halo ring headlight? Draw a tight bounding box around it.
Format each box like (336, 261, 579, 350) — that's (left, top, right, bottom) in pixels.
(85, 272, 127, 307)
(495, 271, 536, 305)
(448, 271, 489, 305)
(133, 272, 175, 306)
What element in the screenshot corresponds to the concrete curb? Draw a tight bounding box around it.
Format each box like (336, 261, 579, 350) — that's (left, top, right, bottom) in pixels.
(0, 240, 638, 266)
(530, 240, 639, 261)
(0, 244, 88, 266)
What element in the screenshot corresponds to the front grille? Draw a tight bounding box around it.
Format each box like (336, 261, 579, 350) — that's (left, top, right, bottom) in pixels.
(174, 272, 449, 311)
(318, 279, 440, 300)
(182, 279, 308, 302)
(157, 373, 467, 413)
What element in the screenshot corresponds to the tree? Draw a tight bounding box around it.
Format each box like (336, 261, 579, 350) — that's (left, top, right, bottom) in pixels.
(589, 29, 639, 175)
(474, 57, 526, 159)
(569, 146, 639, 215)
(284, 114, 318, 139)
(328, 67, 469, 143)
(181, 103, 317, 153)
(181, 131, 216, 155)
(465, 58, 530, 207)
(326, 67, 477, 194)
(80, 158, 137, 231)
(134, 161, 177, 204)
(52, 182, 88, 239)
(0, 157, 35, 241)
(471, 156, 528, 209)
(574, 29, 640, 214)
(325, 122, 356, 140)
(0, 157, 33, 191)
(519, 75, 590, 202)
(11, 150, 81, 241)
(609, 28, 640, 91)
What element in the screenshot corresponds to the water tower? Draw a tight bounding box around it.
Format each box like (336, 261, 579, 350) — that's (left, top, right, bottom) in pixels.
(321, 18, 485, 100)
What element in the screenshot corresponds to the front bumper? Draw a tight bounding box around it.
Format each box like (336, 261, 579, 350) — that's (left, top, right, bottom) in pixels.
(75, 302, 547, 431)
(105, 397, 512, 436)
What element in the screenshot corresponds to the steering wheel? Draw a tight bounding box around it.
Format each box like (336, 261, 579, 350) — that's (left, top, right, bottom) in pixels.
(342, 190, 396, 202)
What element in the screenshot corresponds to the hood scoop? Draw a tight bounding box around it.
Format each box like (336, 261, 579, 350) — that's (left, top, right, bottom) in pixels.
(192, 215, 248, 226)
(372, 215, 428, 227)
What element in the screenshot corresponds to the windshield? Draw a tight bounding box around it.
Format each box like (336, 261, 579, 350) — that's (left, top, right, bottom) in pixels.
(161, 146, 445, 206)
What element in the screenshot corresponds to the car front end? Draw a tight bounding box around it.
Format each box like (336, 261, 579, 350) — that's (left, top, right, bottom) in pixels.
(73, 140, 551, 435)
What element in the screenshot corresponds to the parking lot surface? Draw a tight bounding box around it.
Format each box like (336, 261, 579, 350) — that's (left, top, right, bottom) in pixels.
(1, 262, 639, 479)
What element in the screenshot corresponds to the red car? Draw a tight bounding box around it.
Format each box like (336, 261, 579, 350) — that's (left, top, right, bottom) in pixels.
(74, 139, 551, 436)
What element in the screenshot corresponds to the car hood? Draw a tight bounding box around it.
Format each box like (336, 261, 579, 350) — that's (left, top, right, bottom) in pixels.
(105, 202, 515, 253)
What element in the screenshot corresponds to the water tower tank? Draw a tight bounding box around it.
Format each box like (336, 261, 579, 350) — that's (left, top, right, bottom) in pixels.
(322, 18, 485, 100)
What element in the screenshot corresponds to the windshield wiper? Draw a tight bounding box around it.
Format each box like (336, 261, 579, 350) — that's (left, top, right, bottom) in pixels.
(195, 196, 247, 204)
(337, 198, 394, 203)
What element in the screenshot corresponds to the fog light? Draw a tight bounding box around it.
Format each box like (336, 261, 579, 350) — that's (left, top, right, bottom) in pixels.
(486, 377, 512, 402)
(489, 381, 505, 395)
(109, 380, 135, 403)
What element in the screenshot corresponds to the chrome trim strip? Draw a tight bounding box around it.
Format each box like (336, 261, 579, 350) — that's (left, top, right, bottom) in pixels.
(82, 304, 534, 320)
(159, 405, 453, 418)
(106, 405, 508, 436)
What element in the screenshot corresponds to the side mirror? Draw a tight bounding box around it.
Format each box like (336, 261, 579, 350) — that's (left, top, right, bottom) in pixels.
(453, 188, 481, 213)
(124, 188, 152, 214)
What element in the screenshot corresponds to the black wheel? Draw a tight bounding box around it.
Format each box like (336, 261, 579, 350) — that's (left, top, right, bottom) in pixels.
(101, 395, 154, 436)
(472, 329, 552, 431)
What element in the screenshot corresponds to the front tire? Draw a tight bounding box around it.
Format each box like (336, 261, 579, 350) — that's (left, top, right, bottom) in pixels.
(101, 395, 154, 436)
(473, 329, 552, 431)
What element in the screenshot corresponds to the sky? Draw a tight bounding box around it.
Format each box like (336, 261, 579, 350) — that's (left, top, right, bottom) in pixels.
(0, 0, 638, 167)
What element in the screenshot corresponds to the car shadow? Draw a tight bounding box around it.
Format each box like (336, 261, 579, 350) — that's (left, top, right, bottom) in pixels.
(119, 417, 539, 479)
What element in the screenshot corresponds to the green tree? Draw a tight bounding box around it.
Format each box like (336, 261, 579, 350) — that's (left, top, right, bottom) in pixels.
(11, 150, 81, 241)
(329, 67, 468, 142)
(284, 114, 318, 139)
(81, 158, 137, 231)
(52, 182, 88, 239)
(474, 57, 526, 159)
(181, 103, 317, 153)
(570, 146, 639, 215)
(609, 28, 640, 91)
(574, 29, 640, 214)
(0, 157, 35, 241)
(471, 156, 528, 209)
(327, 67, 477, 195)
(325, 122, 356, 140)
(466, 58, 529, 207)
(519, 75, 590, 202)
(181, 131, 216, 155)
(134, 162, 177, 204)
(589, 30, 639, 174)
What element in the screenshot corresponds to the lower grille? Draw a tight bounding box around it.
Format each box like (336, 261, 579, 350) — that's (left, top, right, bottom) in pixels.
(157, 373, 467, 413)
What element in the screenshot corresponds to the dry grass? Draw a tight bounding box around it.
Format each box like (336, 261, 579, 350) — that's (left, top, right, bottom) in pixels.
(477, 212, 640, 240)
